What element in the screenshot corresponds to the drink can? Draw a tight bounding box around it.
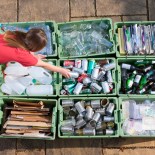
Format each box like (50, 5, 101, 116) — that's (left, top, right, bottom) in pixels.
(103, 62, 115, 71)
(78, 74, 87, 83)
(101, 81, 110, 94)
(90, 82, 102, 93)
(97, 71, 106, 81)
(106, 103, 115, 116)
(69, 72, 79, 78)
(91, 67, 100, 80)
(85, 106, 94, 121)
(83, 128, 96, 136)
(80, 89, 92, 94)
(64, 83, 76, 91)
(105, 129, 114, 135)
(107, 70, 113, 83)
(72, 67, 84, 74)
(63, 60, 75, 66)
(103, 116, 114, 122)
(75, 101, 86, 115)
(75, 118, 86, 129)
(75, 59, 81, 68)
(61, 125, 74, 134)
(82, 59, 88, 71)
(91, 100, 101, 109)
(73, 83, 83, 95)
(87, 59, 95, 74)
(61, 99, 74, 107)
(83, 77, 92, 85)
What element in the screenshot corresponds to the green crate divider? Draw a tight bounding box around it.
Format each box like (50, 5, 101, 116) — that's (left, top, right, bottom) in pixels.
(0, 59, 58, 98)
(119, 96, 155, 137)
(117, 57, 155, 97)
(57, 18, 115, 58)
(58, 97, 119, 138)
(0, 97, 57, 140)
(58, 58, 116, 97)
(0, 21, 58, 57)
(114, 21, 155, 58)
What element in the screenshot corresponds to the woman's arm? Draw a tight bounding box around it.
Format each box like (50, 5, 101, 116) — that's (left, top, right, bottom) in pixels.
(35, 59, 71, 78)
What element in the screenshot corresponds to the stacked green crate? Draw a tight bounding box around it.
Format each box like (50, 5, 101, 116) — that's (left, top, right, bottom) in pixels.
(58, 97, 119, 138)
(0, 59, 58, 97)
(0, 97, 57, 140)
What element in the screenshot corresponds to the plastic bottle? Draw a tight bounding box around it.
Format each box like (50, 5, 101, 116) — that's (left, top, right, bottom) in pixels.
(4, 75, 18, 83)
(17, 75, 36, 87)
(28, 66, 52, 84)
(6, 61, 23, 67)
(1, 83, 13, 95)
(4, 66, 29, 76)
(26, 85, 53, 96)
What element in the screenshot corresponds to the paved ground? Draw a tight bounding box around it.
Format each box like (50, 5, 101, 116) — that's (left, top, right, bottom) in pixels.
(0, 0, 155, 155)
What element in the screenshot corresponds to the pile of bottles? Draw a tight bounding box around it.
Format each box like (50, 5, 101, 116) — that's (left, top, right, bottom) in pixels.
(60, 59, 115, 95)
(1, 61, 54, 96)
(121, 60, 155, 94)
(60, 99, 116, 136)
(59, 21, 113, 57)
(118, 24, 155, 56)
(122, 99, 155, 136)
(0, 23, 53, 56)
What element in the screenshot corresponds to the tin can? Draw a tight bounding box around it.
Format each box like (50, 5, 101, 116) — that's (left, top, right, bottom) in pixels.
(82, 59, 88, 71)
(96, 108, 106, 115)
(87, 59, 95, 74)
(101, 81, 110, 94)
(89, 112, 101, 127)
(69, 107, 77, 117)
(107, 122, 115, 129)
(78, 74, 87, 82)
(106, 103, 115, 116)
(73, 83, 83, 95)
(62, 99, 74, 107)
(76, 113, 84, 121)
(83, 77, 92, 85)
(103, 116, 114, 122)
(91, 100, 101, 109)
(60, 89, 67, 95)
(60, 125, 74, 134)
(83, 128, 96, 136)
(103, 62, 115, 71)
(75, 59, 81, 68)
(63, 107, 70, 115)
(105, 129, 114, 135)
(73, 67, 84, 74)
(96, 130, 104, 135)
(97, 71, 106, 81)
(91, 67, 100, 80)
(62, 118, 76, 126)
(100, 99, 109, 108)
(85, 106, 94, 121)
(75, 118, 86, 129)
(107, 71, 113, 83)
(96, 121, 106, 130)
(90, 82, 102, 93)
(75, 101, 86, 115)
(69, 72, 79, 78)
(63, 60, 75, 67)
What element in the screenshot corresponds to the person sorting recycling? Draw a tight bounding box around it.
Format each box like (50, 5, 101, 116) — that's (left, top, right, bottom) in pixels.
(0, 28, 70, 78)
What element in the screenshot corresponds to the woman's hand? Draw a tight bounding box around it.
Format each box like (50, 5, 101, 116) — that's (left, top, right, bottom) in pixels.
(59, 68, 71, 78)
(35, 54, 46, 59)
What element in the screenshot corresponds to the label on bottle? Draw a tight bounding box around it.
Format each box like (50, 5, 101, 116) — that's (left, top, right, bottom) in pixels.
(134, 75, 142, 83)
(122, 64, 131, 70)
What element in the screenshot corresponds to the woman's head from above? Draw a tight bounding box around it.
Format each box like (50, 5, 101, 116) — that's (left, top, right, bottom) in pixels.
(4, 28, 47, 52)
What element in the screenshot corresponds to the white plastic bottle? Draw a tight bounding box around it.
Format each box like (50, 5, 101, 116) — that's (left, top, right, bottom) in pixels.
(4, 66, 29, 76)
(6, 61, 23, 67)
(28, 66, 52, 84)
(4, 75, 18, 83)
(17, 75, 36, 87)
(26, 85, 53, 96)
(1, 83, 13, 95)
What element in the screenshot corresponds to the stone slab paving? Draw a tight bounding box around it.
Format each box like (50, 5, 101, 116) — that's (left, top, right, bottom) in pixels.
(0, 0, 155, 154)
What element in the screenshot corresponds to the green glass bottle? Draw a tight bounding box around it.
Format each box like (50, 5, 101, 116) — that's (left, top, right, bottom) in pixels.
(134, 60, 155, 67)
(126, 71, 137, 89)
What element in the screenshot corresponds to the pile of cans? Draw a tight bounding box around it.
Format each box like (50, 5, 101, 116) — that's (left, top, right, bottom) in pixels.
(60, 59, 115, 95)
(60, 99, 116, 136)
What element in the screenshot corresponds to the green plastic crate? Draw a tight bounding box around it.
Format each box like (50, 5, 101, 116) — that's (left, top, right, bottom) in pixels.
(0, 59, 59, 97)
(117, 57, 155, 97)
(58, 97, 119, 138)
(114, 21, 155, 58)
(0, 97, 57, 140)
(0, 21, 58, 57)
(57, 18, 115, 58)
(58, 58, 117, 97)
(119, 96, 155, 137)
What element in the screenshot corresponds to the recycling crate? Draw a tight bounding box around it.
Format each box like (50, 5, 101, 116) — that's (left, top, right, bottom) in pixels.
(58, 58, 116, 97)
(0, 59, 58, 98)
(58, 97, 119, 138)
(0, 97, 57, 140)
(57, 18, 115, 58)
(0, 21, 57, 57)
(119, 96, 155, 137)
(114, 21, 155, 58)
